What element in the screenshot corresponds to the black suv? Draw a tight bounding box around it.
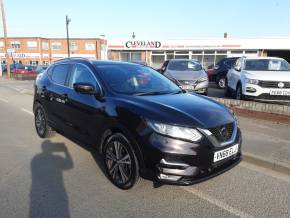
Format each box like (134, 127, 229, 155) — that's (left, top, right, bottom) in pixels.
(33, 58, 242, 189)
(212, 57, 239, 89)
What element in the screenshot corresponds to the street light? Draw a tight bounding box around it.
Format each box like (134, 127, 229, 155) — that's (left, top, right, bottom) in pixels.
(0, 0, 11, 77)
(66, 15, 71, 58)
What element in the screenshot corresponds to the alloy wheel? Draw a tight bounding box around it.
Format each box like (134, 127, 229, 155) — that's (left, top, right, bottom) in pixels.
(218, 77, 226, 89)
(105, 140, 132, 185)
(35, 108, 46, 136)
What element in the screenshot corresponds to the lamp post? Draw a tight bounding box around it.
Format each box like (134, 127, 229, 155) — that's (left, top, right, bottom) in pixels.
(66, 15, 71, 58)
(0, 0, 11, 77)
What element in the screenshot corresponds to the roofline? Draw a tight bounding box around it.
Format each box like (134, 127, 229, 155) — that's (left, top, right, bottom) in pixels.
(0, 37, 101, 40)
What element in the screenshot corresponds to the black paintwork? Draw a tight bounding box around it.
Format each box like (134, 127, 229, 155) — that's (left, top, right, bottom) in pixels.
(212, 57, 239, 82)
(33, 58, 242, 184)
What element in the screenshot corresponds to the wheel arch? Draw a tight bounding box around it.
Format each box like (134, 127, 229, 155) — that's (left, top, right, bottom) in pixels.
(97, 124, 145, 169)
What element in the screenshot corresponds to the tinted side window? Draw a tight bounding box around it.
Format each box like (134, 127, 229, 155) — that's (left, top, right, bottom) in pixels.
(68, 64, 96, 88)
(51, 64, 70, 85)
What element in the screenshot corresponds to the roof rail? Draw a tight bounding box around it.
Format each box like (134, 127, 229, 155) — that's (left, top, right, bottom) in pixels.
(54, 57, 92, 63)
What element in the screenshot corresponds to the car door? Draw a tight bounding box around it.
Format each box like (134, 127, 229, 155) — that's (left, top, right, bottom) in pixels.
(47, 63, 73, 132)
(63, 63, 106, 144)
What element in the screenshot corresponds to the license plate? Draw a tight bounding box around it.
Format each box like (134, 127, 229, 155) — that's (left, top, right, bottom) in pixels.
(269, 90, 290, 96)
(181, 85, 194, 90)
(213, 144, 239, 163)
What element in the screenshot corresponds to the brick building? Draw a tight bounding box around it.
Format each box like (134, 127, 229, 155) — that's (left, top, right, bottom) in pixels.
(0, 37, 106, 66)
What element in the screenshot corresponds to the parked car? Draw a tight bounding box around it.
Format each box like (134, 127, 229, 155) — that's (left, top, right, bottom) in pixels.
(11, 64, 37, 74)
(212, 57, 239, 89)
(160, 59, 209, 95)
(33, 58, 242, 189)
(225, 57, 290, 102)
(35, 65, 48, 74)
(206, 64, 214, 81)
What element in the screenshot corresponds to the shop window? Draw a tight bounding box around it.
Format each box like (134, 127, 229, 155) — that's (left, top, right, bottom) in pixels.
(245, 50, 257, 54)
(27, 41, 37, 49)
(120, 52, 130, 62)
(192, 50, 202, 54)
(0, 41, 3, 48)
(51, 42, 62, 50)
(152, 55, 165, 69)
(204, 50, 215, 54)
(175, 55, 189, 59)
(203, 55, 215, 68)
(85, 42, 95, 50)
(191, 55, 203, 63)
(152, 51, 165, 54)
(11, 41, 21, 49)
(131, 52, 141, 61)
(231, 50, 244, 54)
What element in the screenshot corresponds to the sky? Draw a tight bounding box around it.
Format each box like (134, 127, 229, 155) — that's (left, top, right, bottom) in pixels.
(1, 0, 290, 40)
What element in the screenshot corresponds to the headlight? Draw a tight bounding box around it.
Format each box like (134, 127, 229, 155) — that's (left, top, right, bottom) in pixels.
(197, 76, 208, 83)
(146, 120, 202, 142)
(245, 78, 259, 85)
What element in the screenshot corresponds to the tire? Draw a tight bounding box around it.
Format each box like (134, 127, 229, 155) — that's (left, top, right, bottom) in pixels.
(224, 79, 231, 98)
(34, 103, 55, 138)
(235, 83, 244, 100)
(103, 133, 140, 190)
(217, 76, 226, 89)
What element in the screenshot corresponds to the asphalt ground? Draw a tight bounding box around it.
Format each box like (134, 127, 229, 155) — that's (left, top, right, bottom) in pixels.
(0, 80, 290, 218)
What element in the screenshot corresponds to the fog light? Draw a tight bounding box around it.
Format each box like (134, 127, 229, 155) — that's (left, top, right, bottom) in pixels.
(158, 173, 182, 181)
(246, 87, 256, 93)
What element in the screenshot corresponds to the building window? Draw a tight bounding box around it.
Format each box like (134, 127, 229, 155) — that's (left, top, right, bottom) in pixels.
(152, 55, 165, 69)
(85, 42, 95, 50)
(120, 52, 130, 62)
(70, 41, 78, 50)
(51, 42, 62, 50)
(42, 42, 49, 50)
(29, 60, 39, 66)
(0, 41, 3, 48)
(27, 41, 37, 49)
(11, 41, 21, 49)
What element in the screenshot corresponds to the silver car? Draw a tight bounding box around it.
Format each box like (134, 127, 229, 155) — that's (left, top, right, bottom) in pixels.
(160, 59, 209, 95)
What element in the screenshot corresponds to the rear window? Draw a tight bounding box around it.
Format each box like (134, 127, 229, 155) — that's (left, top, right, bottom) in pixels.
(168, 60, 202, 71)
(51, 64, 70, 85)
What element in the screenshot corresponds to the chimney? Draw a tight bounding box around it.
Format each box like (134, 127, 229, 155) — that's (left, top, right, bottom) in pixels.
(224, 32, 228, 38)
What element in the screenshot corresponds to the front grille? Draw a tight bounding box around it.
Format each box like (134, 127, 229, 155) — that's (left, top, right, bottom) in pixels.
(209, 122, 235, 143)
(259, 81, 290, 88)
(178, 80, 196, 86)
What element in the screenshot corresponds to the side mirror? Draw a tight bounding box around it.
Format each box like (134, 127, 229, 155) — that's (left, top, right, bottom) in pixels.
(234, 65, 241, 72)
(73, 82, 98, 95)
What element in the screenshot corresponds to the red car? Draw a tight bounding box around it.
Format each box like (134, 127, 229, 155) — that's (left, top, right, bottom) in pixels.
(11, 65, 37, 74)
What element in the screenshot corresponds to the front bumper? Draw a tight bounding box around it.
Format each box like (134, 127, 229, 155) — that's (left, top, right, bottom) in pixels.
(140, 126, 242, 185)
(181, 80, 209, 94)
(243, 84, 290, 103)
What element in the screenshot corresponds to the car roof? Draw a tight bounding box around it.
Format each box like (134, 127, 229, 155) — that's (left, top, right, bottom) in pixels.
(243, 56, 284, 60)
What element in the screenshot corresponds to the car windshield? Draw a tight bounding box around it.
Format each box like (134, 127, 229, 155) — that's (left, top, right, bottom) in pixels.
(244, 59, 290, 71)
(168, 60, 202, 71)
(95, 63, 182, 95)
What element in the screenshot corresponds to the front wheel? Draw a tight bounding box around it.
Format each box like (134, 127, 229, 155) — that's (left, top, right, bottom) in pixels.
(34, 103, 55, 138)
(217, 76, 226, 89)
(103, 133, 140, 189)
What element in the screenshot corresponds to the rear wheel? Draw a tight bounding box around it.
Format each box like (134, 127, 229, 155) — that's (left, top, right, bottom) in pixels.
(103, 133, 140, 189)
(34, 103, 55, 138)
(217, 76, 226, 89)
